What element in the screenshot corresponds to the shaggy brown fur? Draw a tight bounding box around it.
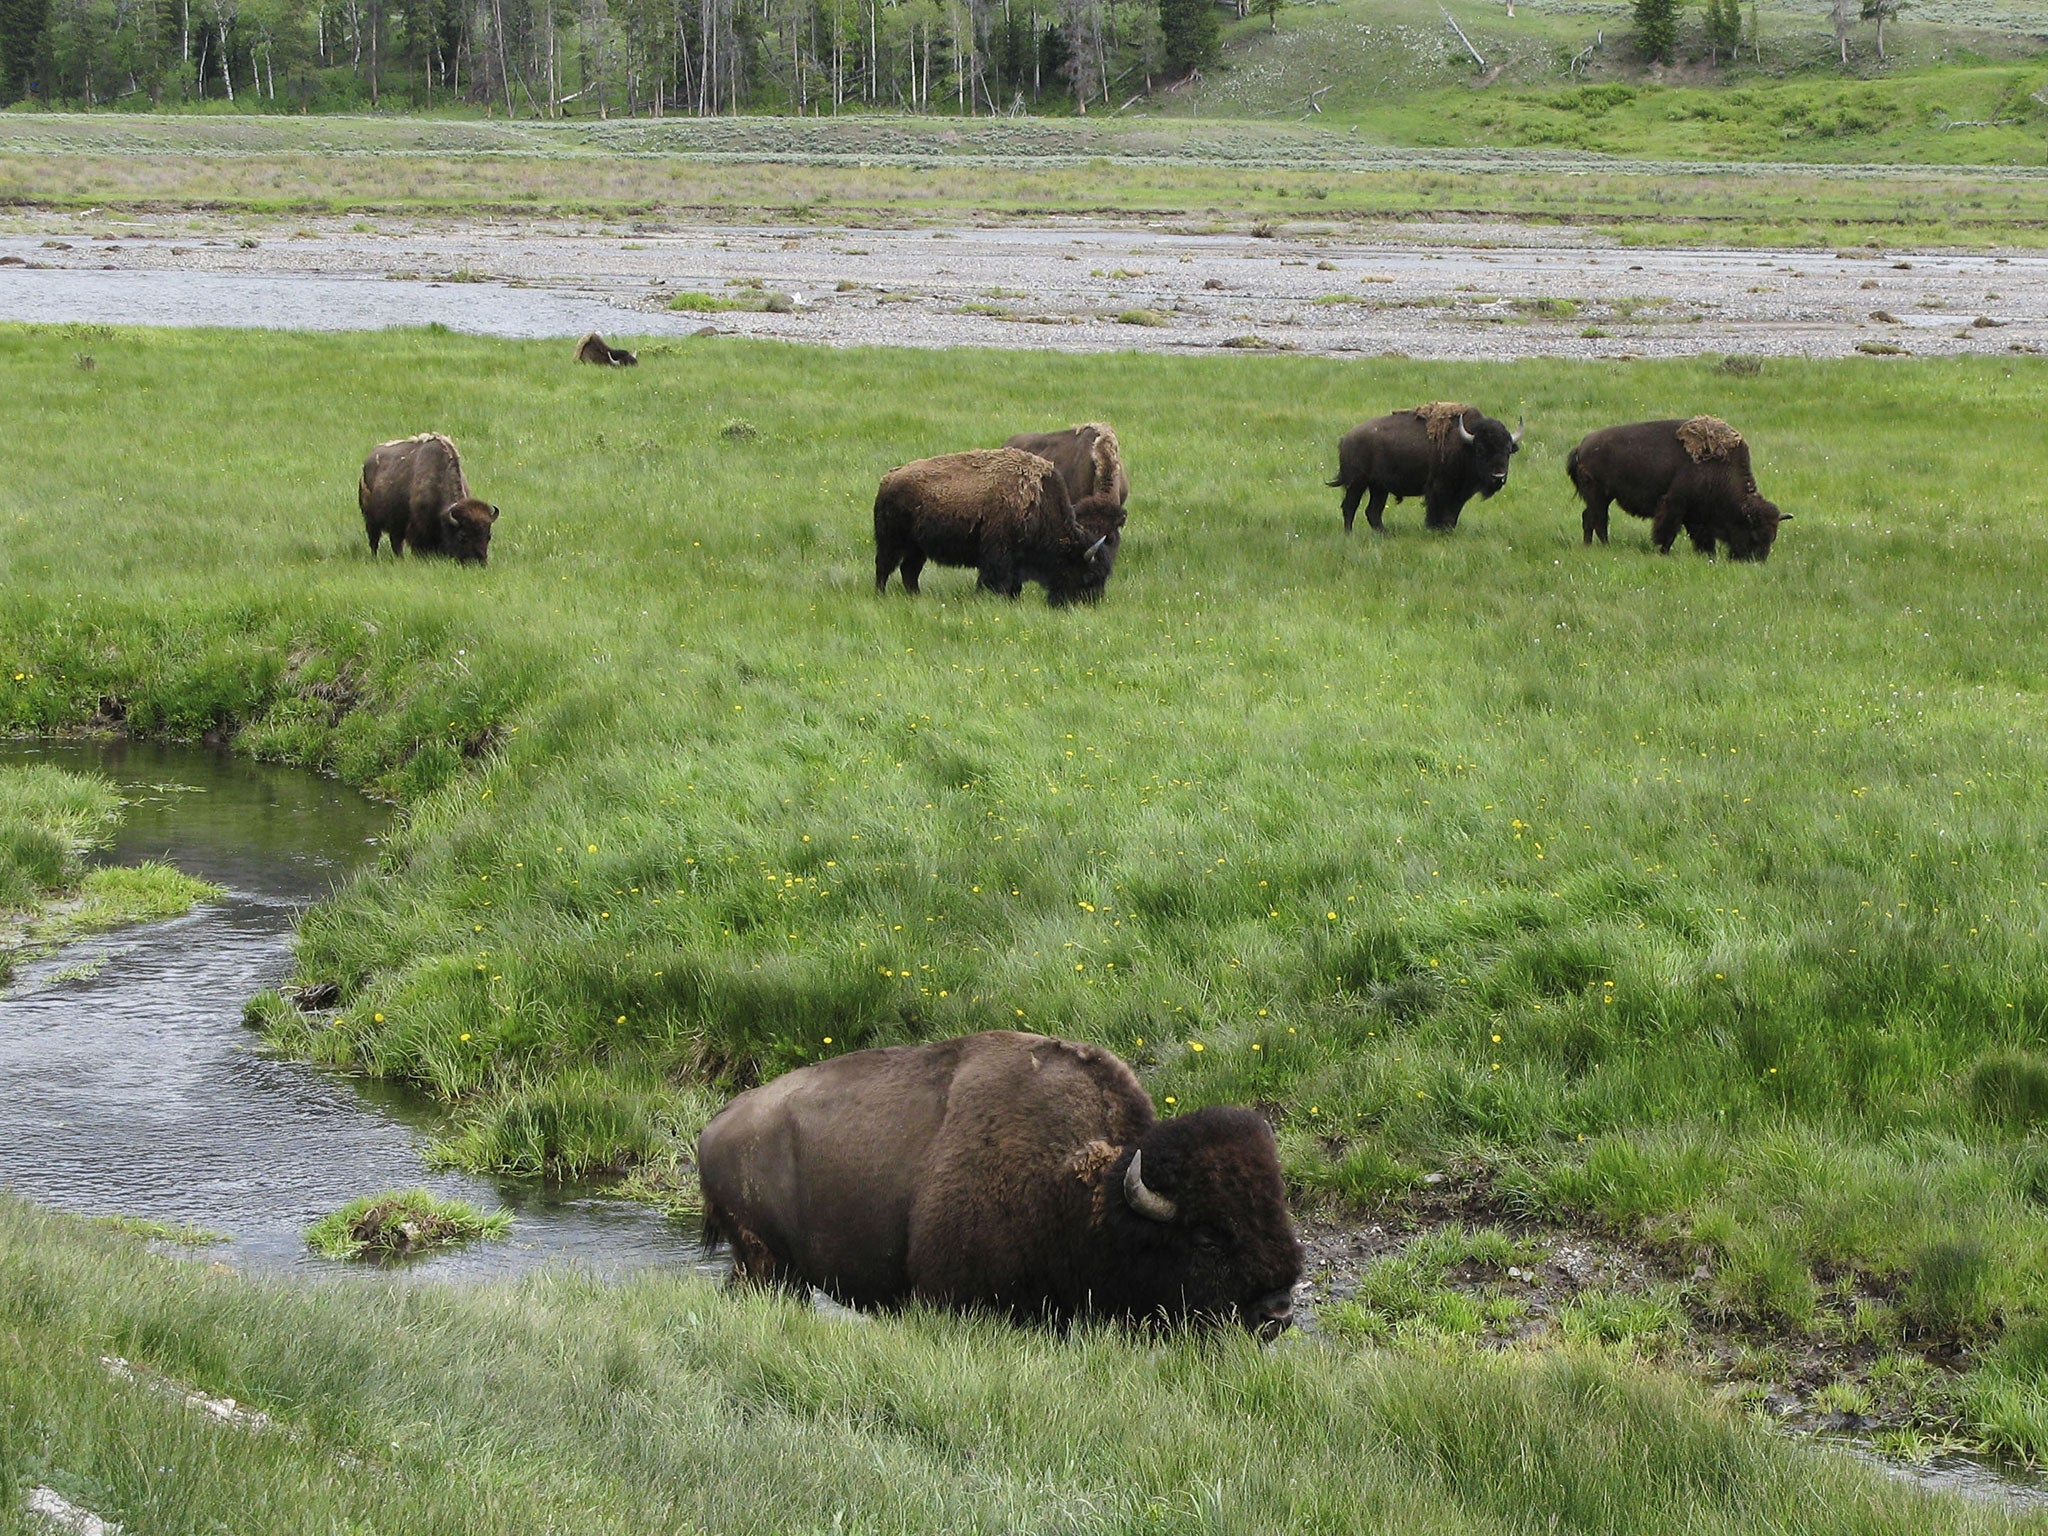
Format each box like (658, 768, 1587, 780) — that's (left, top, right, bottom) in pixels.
(873, 448, 1126, 605)
(1677, 415, 1744, 463)
(1004, 423, 1130, 509)
(1568, 418, 1787, 562)
(358, 433, 500, 565)
(1415, 401, 1478, 443)
(575, 332, 638, 366)
(698, 1031, 1302, 1333)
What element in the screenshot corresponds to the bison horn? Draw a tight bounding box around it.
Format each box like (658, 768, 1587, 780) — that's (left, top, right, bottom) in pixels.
(1084, 534, 1109, 560)
(1456, 414, 1476, 444)
(1511, 415, 1524, 447)
(1124, 1150, 1177, 1223)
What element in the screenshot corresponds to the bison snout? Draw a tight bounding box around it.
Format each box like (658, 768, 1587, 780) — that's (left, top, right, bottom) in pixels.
(1248, 1285, 1298, 1338)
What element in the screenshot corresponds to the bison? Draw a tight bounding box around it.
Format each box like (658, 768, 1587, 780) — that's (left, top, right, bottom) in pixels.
(698, 1030, 1303, 1335)
(1329, 401, 1522, 533)
(1004, 422, 1129, 510)
(1567, 416, 1788, 561)
(873, 447, 1126, 605)
(575, 332, 638, 367)
(358, 434, 499, 565)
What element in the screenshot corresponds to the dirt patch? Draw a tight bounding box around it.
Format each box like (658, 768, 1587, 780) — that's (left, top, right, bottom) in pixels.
(1295, 1172, 1982, 1450)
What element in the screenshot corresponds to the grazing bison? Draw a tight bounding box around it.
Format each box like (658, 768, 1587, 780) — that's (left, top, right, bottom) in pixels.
(575, 332, 638, 367)
(1004, 422, 1130, 509)
(698, 1030, 1303, 1335)
(1329, 401, 1522, 533)
(1568, 416, 1788, 561)
(358, 434, 500, 565)
(874, 447, 1126, 605)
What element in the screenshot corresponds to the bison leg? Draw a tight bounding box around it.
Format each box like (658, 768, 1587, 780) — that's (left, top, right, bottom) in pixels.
(1581, 498, 1611, 546)
(899, 550, 927, 595)
(1650, 498, 1684, 554)
(1423, 493, 1462, 532)
(875, 537, 904, 593)
(977, 549, 1019, 598)
(1360, 487, 1389, 533)
(366, 524, 383, 556)
(1338, 481, 1365, 533)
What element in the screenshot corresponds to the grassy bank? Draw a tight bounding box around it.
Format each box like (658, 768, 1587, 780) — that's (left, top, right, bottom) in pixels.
(5, 323, 2048, 1448)
(6, 113, 2048, 247)
(0, 762, 222, 980)
(1, 1196, 2039, 1534)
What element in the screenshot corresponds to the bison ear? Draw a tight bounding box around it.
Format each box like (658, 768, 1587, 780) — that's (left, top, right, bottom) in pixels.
(1111, 508, 1129, 529)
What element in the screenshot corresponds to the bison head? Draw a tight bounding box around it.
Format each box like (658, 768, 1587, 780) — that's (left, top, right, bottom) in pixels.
(1045, 498, 1129, 607)
(1726, 493, 1788, 562)
(1104, 1107, 1302, 1336)
(441, 498, 500, 565)
(1457, 411, 1521, 500)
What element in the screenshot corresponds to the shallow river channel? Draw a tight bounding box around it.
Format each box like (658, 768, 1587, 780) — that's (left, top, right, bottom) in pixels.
(0, 739, 705, 1279)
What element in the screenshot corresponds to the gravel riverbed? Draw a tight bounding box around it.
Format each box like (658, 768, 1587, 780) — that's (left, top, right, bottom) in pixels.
(3, 211, 2045, 360)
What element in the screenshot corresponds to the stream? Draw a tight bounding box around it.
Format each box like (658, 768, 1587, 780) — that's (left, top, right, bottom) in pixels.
(0, 738, 707, 1280)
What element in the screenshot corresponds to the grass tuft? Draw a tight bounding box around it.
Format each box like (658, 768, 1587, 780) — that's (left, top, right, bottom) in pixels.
(305, 1189, 510, 1260)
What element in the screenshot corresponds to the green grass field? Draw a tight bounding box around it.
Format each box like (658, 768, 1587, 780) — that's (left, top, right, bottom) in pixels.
(6, 109, 2048, 247)
(6, 322, 2048, 1472)
(2, 1195, 2041, 1535)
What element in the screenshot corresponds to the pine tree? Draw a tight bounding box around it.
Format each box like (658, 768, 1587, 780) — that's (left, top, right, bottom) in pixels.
(0, 0, 52, 99)
(1156, 0, 1213, 75)
(1705, 0, 1741, 61)
(1632, 0, 1675, 63)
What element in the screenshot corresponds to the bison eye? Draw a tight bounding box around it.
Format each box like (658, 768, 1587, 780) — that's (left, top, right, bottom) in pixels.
(1193, 1228, 1227, 1254)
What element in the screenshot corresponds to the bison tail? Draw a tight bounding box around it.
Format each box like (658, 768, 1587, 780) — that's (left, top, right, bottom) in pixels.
(1563, 445, 1581, 484)
(700, 1199, 735, 1256)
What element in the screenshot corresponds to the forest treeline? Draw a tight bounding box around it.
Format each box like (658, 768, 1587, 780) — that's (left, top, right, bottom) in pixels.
(0, 0, 1232, 116)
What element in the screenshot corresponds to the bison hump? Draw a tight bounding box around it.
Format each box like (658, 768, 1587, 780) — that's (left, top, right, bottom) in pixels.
(1079, 422, 1123, 487)
(883, 448, 1052, 519)
(1677, 415, 1745, 463)
(1414, 401, 1475, 444)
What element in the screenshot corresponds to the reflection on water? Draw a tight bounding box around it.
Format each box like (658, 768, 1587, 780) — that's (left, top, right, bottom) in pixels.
(0, 739, 708, 1280)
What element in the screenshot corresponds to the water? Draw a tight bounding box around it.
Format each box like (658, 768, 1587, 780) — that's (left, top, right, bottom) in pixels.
(0, 739, 707, 1280)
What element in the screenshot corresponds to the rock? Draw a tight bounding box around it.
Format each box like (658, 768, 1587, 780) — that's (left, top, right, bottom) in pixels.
(25, 1486, 121, 1536)
(1421, 1172, 1446, 1186)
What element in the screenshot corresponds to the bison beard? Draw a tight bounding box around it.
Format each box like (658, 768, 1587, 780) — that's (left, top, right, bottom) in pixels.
(697, 1031, 1303, 1334)
(1568, 417, 1789, 562)
(873, 448, 1125, 606)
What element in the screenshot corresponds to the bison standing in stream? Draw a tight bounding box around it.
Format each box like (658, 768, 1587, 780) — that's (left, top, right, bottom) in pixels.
(1004, 422, 1130, 510)
(1567, 416, 1788, 561)
(698, 1030, 1304, 1334)
(873, 447, 1126, 605)
(1329, 401, 1522, 533)
(358, 433, 500, 565)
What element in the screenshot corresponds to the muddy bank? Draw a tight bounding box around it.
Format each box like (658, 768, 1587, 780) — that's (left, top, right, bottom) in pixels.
(3, 212, 2043, 360)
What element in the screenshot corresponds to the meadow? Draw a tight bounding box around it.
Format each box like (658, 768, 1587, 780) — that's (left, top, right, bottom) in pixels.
(5, 322, 2048, 1470)
(6, 1195, 2040, 1535)
(6, 110, 2048, 247)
